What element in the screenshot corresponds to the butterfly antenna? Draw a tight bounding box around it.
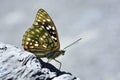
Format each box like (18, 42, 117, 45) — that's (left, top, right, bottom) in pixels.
(63, 38, 82, 50)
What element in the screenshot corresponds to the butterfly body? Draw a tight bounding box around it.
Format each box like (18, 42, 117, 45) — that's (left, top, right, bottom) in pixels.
(22, 9, 65, 60)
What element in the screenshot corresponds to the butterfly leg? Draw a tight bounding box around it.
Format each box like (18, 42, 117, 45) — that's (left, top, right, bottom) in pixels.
(54, 59, 62, 70)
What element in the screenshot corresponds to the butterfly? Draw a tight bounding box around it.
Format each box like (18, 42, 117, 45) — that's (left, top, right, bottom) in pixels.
(22, 9, 81, 69)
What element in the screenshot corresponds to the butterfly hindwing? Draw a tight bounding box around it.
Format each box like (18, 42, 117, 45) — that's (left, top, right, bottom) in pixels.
(22, 9, 60, 57)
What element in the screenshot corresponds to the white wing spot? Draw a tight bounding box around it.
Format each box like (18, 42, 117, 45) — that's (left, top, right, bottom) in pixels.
(30, 42, 33, 45)
(34, 22, 38, 25)
(26, 42, 29, 45)
(45, 33, 48, 36)
(37, 19, 40, 22)
(40, 38, 44, 41)
(47, 19, 51, 22)
(51, 36, 54, 39)
(27, 38, 31, 41)
(52, 27, 55, 30)
(43, 35, 46, 38)
(41, 26, 44, 29)
(43, 45, 47, 48)
(51, 36, 56, 40)
(35, 41, 38, 43)
(46, 26, 50, 30)
(43, 19, 46, 22)
(40, 14, 43, 16)
(48, 25, 52, 29)
(54, 38, 57, 40)
(52, 32, 55, 34)
(35, 44, 39, 47)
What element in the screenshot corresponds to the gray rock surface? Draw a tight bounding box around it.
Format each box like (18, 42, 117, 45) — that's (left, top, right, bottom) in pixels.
(0, 42, 80, 80)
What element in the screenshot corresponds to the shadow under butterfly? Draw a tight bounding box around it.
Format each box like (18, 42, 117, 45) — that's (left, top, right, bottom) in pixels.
(22, 9, 82, 69)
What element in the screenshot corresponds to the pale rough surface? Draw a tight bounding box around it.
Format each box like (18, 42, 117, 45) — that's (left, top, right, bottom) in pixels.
(0, 42, 80, 80)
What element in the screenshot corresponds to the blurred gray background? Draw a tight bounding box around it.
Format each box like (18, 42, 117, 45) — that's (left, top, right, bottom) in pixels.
(0, 0, 120, 80)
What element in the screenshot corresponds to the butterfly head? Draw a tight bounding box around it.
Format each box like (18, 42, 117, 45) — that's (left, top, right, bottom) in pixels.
(60, 50, 65, 55)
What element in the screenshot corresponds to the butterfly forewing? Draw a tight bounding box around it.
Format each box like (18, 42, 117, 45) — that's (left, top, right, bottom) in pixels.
(22, 9, 60, 57)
